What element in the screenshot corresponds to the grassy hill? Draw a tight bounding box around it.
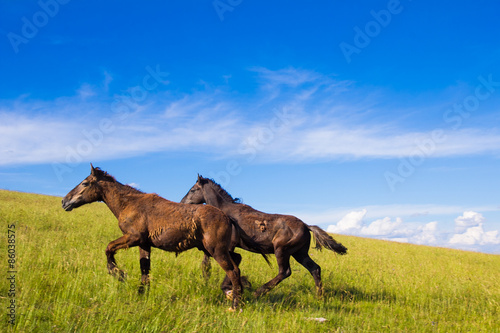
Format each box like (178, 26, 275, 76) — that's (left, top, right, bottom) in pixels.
(1, 189, 499, 332)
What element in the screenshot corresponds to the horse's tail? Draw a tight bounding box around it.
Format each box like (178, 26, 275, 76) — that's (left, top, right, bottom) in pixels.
(231, 218, 272, 267)
(308, 225, 347, 255)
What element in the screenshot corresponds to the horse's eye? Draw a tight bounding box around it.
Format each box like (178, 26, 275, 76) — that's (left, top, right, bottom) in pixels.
(82, 181, 89, 187)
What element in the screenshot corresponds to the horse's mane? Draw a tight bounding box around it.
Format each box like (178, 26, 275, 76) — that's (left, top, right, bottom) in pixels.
(94, 167, 117, 182)
(202, 177, 241, 204)
(94, 167, 144, 194)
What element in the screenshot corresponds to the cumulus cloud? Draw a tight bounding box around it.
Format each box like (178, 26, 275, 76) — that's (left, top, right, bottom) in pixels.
(327, 209, 366, 234)
(449, 211, 500, 247)
(454, 211, 484, 233)
(326, 209, 499, 252)
(361, 216, 403, 236)
(411, 222, 439, 245)
(327, 210, 439, 246)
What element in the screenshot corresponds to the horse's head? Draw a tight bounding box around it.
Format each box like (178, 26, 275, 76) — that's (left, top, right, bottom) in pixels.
(180, 175, 207, 204)
(61, 164, 106, 211)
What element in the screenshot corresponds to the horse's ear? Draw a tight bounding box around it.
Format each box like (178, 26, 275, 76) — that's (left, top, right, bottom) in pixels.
(90, 163, 96, 176)
(197, 174, 208, 185)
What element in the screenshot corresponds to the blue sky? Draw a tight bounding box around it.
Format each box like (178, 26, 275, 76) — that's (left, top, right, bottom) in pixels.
(1, 0, 499, 254)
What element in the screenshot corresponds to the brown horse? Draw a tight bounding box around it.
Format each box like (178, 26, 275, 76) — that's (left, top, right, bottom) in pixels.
(181, 175, 347, 297)
(61, 165, 243, 310)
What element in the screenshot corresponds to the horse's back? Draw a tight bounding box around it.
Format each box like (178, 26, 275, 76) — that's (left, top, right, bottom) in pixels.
(226, 203, 309, 250)
(236, 204, 306, 230)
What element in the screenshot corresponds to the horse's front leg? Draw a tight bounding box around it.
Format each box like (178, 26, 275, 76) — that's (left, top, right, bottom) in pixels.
(105, 234, 140, 281)
(138, 245, 151, 294)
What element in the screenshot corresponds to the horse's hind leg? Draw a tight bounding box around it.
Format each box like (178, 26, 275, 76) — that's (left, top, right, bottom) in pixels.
(138, 245, 151, 294)
(212, 248, 243, 310)
(292, 248, 323, 296)
(220, 251, 242, 296)
(254, 249, 291, 298)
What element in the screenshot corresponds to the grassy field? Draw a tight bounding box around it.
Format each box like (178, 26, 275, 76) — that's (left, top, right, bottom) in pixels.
(1, 189, 499, 332)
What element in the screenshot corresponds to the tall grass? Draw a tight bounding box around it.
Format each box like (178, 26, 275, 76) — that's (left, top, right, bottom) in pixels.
(1, 189, 499, 332)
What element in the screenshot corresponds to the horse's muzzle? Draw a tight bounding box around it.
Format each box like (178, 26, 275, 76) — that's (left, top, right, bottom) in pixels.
(61, 199, 74, 211)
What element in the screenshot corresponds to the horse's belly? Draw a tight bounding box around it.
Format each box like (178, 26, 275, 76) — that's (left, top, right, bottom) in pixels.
(150, 228, 199, 252)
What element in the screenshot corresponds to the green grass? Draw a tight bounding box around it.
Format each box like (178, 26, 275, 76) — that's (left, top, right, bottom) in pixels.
(1, 189, 499, 332)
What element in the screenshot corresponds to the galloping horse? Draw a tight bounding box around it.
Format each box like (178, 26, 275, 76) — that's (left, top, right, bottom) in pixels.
(62, 165, 243, 310)
(181, 175, 347, 297)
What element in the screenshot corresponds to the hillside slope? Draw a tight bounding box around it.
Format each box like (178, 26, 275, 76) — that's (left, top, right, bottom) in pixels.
(1, 189, 499, 332)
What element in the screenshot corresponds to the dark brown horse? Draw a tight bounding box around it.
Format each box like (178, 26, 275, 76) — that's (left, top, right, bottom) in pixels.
(61, 165, 243, 310)
(181, 175, 347, 297)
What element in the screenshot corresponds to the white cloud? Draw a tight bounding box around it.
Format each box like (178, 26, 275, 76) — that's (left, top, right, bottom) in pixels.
(411, 221, 438, 245)
(326, 210, 496, 250)
(77, 83, 97, 100)
(454, 211, 484, 233)
(0, 93, 243, 166)
(276, 126, 500, 161)
(311, 206, 500, 253)
(297, 204, 499, 226)
(325, 209, 500, 252)
(361, 216, 403, 236)
(449, 211, 500, 247)
(0, 112, 80, 165)
(3, 67, 500, 167)
(126, 182, 140, 189)
(327, 209, 366, 234)
(252, 66, 327, 88)
(327, 209, 413, 240)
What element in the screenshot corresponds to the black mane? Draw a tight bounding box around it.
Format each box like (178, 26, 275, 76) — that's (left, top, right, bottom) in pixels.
(95, 167, 144, 194)
(94, 167, 117, 182)
(202, 177, 241, 204)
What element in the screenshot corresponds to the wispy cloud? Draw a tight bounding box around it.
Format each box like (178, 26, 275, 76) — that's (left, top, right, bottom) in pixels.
(0, 91, 242, 166)
(2, 67, 500, 167)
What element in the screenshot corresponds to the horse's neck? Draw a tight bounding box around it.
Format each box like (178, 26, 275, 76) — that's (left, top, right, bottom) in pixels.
(204, 185, 231, 210)
(100, 181, 139, 218)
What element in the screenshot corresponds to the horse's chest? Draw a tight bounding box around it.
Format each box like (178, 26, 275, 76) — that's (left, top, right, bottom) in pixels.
(118, 216, 143, 234)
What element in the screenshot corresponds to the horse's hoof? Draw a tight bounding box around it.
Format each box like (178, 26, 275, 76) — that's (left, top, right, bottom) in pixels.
(253, 290, 264, 298)
(227, 307, 236, 312)
(109, 267, 127, 282)
(117, 271, 127, 282)
(227, 307, 242, 313)
(241, 276, 252, 289)
(138, 284, 149, 295)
